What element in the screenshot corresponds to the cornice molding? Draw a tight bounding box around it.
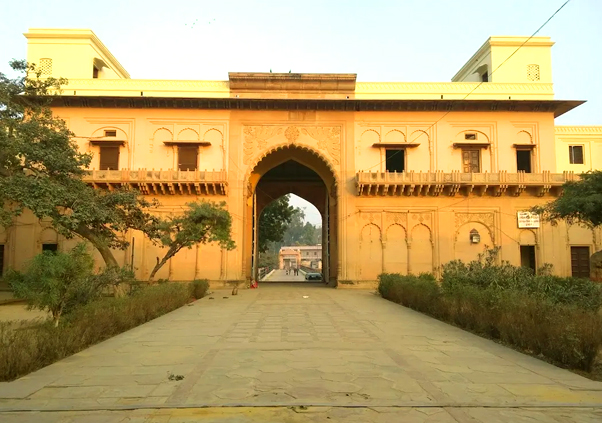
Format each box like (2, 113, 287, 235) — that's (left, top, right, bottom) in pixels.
(356, 82, 554, 94)
(555, 126, 602, 135)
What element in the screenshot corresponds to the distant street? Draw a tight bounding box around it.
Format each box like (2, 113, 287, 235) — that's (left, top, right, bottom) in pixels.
(262, 269, 306, 282)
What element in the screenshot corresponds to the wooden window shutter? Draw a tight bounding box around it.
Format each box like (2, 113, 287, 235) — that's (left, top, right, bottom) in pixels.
(462, 149, 480, 173)
(178, 146, 198, 171)
(99, 146, 120, 170)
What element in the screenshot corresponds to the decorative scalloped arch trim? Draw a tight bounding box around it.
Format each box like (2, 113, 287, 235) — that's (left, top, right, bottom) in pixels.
(203, 128, 224, 145)
(39, 227, 59, 243)
(246, 143, 338, 187)
(518, 229, 538, 245)
(360, 129, 380, 141)
(410, 223, 433, 245)
(454, 129, 490, 143)
(360, 223, 382, 242)
(454, 221, 494, 244)
(152, 127, 173, 141)
(90, 126, 128, 140)
(409, 129, 430, 143)
(385, 223, 408, 242)
(177, 127, 200, 140)
(516, 130, 533, 143)
(385, 129, 406, 142)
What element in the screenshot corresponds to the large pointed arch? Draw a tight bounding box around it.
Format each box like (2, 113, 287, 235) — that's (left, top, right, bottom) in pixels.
(243, 144, 339, 286)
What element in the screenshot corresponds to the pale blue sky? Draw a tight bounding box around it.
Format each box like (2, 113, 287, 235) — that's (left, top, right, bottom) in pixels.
(1, 0, 600, 225)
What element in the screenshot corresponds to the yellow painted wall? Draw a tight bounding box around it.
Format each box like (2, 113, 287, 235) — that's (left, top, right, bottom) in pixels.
(2, 29, 601, 287)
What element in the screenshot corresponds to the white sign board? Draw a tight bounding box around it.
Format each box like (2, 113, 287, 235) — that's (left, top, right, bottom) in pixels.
(517, 211, 540, 229)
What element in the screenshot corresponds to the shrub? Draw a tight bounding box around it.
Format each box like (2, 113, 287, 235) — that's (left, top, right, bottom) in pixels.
(190, 279, 210, 299)
(5, 244, 103, 326)
(0, 283, 193, 381)
(378, 271, 602, 372)
(440, 248, 602, 311)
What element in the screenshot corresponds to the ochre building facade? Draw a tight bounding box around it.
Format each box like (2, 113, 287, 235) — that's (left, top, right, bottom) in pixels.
(1, 29, 601, 287)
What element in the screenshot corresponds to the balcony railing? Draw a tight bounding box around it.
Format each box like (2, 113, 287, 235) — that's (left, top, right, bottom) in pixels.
(356, 171, 580, 197)
(83, 169, 228, 195)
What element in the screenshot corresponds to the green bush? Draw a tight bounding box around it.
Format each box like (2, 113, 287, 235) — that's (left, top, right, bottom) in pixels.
(5, 244, 104, 326)
(378, 271, 602, 372)
(441, 248, 602, 311)
(0, 283, 193, 381)
(190, 279, 210, 299)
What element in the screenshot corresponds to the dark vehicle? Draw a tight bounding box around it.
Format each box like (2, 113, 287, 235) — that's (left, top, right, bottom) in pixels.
(305, 272, 322, 281)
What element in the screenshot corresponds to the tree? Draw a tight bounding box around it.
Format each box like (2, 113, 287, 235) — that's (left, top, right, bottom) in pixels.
(148, 201, 235, 281)
(258, 195, 296, 253)
(282, 210, 322, 246)
(6, 244, 102, 326)
(0, 60, 159, 268)
(533, 171, 602, 281)
(532, 171, 602, 228)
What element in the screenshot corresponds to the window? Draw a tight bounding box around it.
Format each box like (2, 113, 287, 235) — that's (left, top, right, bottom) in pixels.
(104, 130, 117, 137)
(42, 243, 58, 253)
(93, 66, 99, 79)
(520, 246, 536, 272)
(40, 58, 52, 76)
(527, 64, 540, 81)
(385, 149, 405, 173)
(99, 146, 120, 170)
(516, 150, 532, 173)
(481, 71, 488, 82)
(570, 246, 590, 278)
(569, 145, 584, 164)
(461, 149, 480, 173)
(0, 244, 4, 276)
(464, 133, 477, 140)
(178, 146, 198, 171)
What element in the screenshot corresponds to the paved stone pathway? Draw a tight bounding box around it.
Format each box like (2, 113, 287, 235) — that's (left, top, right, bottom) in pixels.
(262, 268, 307, 282)
(1, 285, 601, 422)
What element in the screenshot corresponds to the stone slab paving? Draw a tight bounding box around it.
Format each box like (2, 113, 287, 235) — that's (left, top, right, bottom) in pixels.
(0, 285, 601, 422)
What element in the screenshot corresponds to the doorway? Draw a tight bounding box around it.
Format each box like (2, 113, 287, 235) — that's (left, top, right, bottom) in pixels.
(245, 146, 338, 286)
(520, 245, 536, 272)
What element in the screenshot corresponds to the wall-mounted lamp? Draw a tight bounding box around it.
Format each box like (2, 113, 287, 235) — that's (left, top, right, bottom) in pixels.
(470, 229, 480, 244)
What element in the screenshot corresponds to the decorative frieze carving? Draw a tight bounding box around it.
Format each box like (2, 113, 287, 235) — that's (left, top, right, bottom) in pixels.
(243, 125, 341, 166)
(285, 126, 300, 143)
(302, 127, 341, 165)
(243, 126, 282, 164)
(455, 212, 494, 229)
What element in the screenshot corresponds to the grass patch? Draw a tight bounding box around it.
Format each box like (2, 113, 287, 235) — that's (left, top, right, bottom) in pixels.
(378, 271, 602, 373)
(0, 282, 205, 381)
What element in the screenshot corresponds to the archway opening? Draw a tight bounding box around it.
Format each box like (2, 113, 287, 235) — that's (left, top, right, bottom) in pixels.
(257, 193, 323, 282)
(245, 146, 337, 286)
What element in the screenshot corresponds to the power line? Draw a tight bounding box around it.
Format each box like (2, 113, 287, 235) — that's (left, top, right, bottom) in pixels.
(365, 0, 572, 172)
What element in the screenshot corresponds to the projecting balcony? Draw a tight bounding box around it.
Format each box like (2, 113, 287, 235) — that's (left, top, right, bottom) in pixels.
(83, 169, 228, 195)
(356, 170, 580, 197)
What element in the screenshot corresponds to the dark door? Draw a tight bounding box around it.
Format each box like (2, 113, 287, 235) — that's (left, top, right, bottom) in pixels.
(99, 146, 120, 170)
(570, 246, 590, 278)
(516, 150, 532, 173)
(385, 149, 405, 172)
(178, 146, 198, 171)
(462, 149, 480, 173)
(520, 245, 536, 271)
(42, 243, 58, 253)
(0, 244, 4, 276)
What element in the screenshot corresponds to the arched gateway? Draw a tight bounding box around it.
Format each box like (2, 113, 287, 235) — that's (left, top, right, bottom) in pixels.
(244, 144, 339, 286)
